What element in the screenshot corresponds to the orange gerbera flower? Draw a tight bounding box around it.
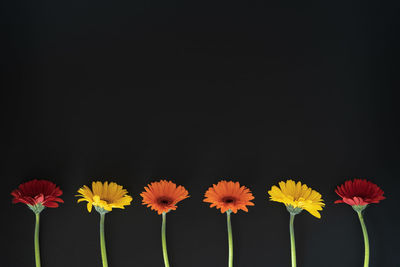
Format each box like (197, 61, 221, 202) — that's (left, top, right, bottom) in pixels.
(140, 180, 189, 214)
(204, 180, 255, 213)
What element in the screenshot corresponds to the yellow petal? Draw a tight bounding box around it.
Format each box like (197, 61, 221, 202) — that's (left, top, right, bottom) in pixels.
(87, 202, 93, 212)
(77, 198, 88, 203)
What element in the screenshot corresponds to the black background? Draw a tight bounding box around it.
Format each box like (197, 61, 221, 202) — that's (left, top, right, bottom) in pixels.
(1, 0, 399, 266)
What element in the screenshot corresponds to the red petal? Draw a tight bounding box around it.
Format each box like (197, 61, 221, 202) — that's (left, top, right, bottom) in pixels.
(43, 202, 59, 208)
(343, 197, 356, 206)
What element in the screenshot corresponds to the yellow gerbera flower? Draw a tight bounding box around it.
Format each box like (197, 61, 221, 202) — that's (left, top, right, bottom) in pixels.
(76, 181, 132, 213)
(268, 180, 325, 218)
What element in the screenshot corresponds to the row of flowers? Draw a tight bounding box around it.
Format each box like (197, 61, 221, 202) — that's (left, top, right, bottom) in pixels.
(12, 179, 385, 267)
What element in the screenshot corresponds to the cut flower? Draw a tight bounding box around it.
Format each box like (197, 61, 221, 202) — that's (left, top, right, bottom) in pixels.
(11, 179, 63, 213)
(334, 179, 385, 267)
(11, 179, 63, 267)
(141, 180, 189, 267)
(204, 180, 255, 213)
(334, 178, 385, 207)
(268, 179, 324, 218)
(76, 181, 132, 213)
(141, 180, 189, 215)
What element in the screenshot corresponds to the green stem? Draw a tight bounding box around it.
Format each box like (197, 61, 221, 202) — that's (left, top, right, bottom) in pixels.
(100, 213, 108, 267)
(357, 211, 370, 267)
(162, 212, 170, 267)
(289, 214, 296, 267)
(227, 211, 233, 267)
(34, 213, 41, 267)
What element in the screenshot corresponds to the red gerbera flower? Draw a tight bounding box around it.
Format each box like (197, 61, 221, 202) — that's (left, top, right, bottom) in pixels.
(11, 179, 63, 212)
(334, 179, 385, 206)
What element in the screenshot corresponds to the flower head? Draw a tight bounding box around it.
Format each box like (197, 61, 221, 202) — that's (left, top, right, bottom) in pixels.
(268, 180, 324, 218)
(204, 180, 255, 214)
(76, 181, 132, 213)
(141, 180, 189, 215)
(11, 179, 63, 214)
(334, 179, 385, 207)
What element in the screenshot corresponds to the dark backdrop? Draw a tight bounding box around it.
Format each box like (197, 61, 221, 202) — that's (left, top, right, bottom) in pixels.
(1, 0, 399, 266)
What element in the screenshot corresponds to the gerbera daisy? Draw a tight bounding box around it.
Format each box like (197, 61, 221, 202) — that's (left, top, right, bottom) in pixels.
(76, 181, 132, 267)
(268, 179, 324, 218)
(334, 178, 385, 208)
(140, 180, 189, 215)
(76, 181, 132, 213)
(334, 179, 385, 267)
(140, 180, 189, 267)
(11, 179, 63, 267)
(203, 180, 255, 214)
(11, 179, 63, 213)
(268, 179, 324, 267)
(204, 180, 254, 267)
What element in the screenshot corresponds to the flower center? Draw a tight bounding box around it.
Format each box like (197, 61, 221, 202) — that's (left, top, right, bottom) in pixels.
(157, 197, 172, 206)
(222, 197, 236, 204)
